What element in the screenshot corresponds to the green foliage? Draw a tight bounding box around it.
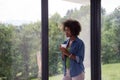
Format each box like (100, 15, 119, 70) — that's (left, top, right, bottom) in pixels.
(49, 13, 64, 76)
(64, 5, 90, 22)
(101, 7, 120, 64)
(0, 22, 41, 79)
(0, 24, 13, 79)
(11, 22, 41, 80)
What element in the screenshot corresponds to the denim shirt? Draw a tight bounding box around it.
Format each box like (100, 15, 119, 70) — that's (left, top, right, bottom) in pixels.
(62, 37, 85, 77)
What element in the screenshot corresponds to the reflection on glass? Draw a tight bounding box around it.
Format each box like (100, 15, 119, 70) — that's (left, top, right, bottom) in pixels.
(0, 0, 41, 80)
(49, 0, 90, 80)
(101, 0, 120, 80)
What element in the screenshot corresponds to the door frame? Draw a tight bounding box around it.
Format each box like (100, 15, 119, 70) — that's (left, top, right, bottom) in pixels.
(41, 0, 101, 80)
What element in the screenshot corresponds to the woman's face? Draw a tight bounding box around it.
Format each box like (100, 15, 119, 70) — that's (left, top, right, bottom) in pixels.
(64, 27, 72, 37)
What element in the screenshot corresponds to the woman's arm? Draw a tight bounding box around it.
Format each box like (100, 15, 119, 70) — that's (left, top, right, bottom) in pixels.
(60, 47, 76, 60)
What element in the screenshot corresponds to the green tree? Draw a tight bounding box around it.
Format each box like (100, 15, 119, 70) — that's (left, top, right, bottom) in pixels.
(10, 22, 41, 80)
(49, 13, 64, 76)
(0, 24, 13, 79)
(101, 7, 120, 64)
(112, 8, 120, 61)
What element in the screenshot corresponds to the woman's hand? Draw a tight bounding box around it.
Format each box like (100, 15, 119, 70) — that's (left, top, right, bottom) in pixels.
(60, 47, 69, 56)
(59, 45, 76, 60)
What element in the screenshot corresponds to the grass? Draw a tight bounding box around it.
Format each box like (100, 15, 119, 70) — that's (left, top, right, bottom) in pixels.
(49, 74, 63, 80)
(102, 63, 120, 80)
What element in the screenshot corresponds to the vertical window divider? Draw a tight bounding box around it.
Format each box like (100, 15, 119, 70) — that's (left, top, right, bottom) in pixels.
(41, 0, 48, 80)
(90, 0, 101, 80)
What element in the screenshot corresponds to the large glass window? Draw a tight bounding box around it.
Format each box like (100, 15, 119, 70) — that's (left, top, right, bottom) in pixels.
(49, 0, 90, 80)
(101, 0, 120, 80)
(0, 0, 41, 80)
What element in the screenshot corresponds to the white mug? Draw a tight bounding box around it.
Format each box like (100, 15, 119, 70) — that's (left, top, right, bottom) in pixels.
(61, 44, 67, 48)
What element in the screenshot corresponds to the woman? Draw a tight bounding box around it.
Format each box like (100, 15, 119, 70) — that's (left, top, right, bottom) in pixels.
(60, 19, 85, 80)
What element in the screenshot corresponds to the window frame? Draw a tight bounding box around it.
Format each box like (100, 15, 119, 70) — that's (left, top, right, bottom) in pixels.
(41, 0, 101, 80)
(41, 0, 48, 80)
(90, 0, 101, 80)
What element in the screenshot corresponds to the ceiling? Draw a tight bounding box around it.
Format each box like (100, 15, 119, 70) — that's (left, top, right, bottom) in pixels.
(64, 0, 90, 4)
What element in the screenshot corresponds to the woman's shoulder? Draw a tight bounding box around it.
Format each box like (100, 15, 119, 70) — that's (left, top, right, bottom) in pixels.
(75, 38, 85, 48)
(76, 37, 84, 44)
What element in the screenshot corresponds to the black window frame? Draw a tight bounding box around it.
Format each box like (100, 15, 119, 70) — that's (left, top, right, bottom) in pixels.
(41, 0, 48, 80)
(90, 0, 101, 80)
(41, 0, 101, 80)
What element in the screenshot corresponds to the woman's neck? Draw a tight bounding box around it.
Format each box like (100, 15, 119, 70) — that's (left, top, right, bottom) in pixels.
(70, 36, 77, 41)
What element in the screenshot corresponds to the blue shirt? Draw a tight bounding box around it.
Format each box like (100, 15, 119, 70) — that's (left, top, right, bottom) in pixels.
(62, 37, 85, 77)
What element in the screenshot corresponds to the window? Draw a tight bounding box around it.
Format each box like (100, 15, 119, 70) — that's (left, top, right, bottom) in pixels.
(49, 0, 90, 80)
(0, 0, 41, 80)
(0, 0, 102, 80)
(101, 0, 120, 80)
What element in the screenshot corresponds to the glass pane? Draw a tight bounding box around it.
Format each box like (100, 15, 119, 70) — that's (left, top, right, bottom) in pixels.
(101, 0, 120, 80)
(49, 0, 90, 80)
(0, 0, 41, 80)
